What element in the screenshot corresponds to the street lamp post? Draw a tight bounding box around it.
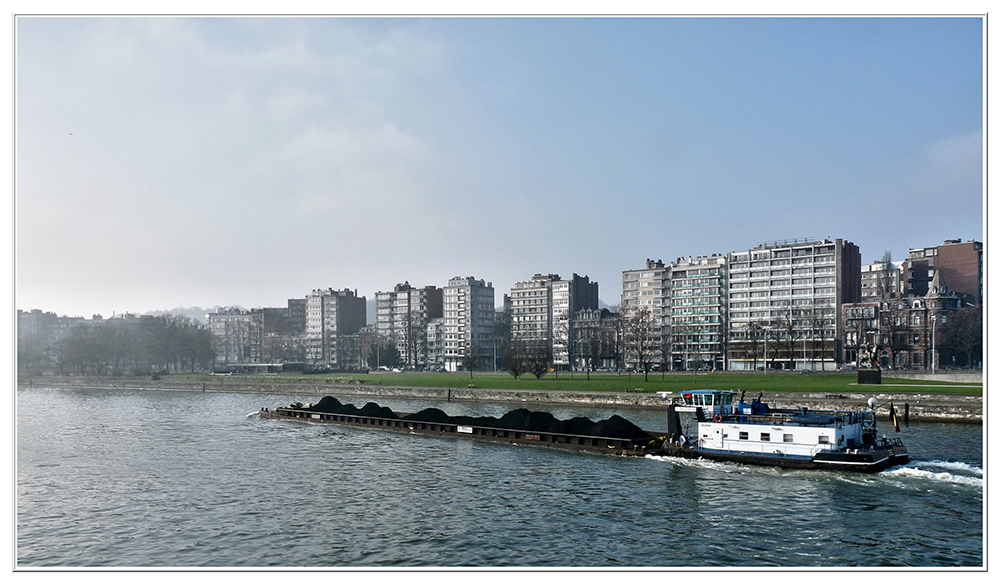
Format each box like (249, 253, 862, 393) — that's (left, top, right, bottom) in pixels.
(763, 331, 768, 376)
(931, 314, 937, 374)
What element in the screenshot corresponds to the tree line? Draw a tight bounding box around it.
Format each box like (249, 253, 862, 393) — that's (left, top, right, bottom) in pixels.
(18, 315, 214, 376)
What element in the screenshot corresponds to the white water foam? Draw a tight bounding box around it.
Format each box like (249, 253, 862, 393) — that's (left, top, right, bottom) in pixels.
(914, 460, 983, 476)
(246, 411, 260, 418)
(882, 465, 983, 489)
(644, 454, 778, 475)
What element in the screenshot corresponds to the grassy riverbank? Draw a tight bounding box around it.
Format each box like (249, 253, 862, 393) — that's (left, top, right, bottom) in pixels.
(168, 371, 982, 395)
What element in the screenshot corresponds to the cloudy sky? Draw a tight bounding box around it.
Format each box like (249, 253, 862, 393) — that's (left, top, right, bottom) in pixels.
(15, 16, 983, 318)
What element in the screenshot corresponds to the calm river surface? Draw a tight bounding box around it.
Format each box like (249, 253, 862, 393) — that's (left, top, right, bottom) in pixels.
(16, 386, 983, 568)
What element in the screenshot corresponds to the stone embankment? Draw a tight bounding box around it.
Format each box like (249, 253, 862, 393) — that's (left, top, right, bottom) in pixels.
(17, 375, 982, 424)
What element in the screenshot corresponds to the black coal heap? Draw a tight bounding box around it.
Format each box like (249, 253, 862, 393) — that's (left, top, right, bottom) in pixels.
(303, 398, 650, 440)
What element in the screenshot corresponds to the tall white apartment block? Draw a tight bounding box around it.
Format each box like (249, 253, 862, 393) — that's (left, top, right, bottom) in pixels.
(443, 276, 495, 372)
(669, 254, 727, 371)
(510, 273, 598, 369)
(425, 317, 445, 371)
(509, 274, 557, 343)
(305, 288, 367, 367)
(726, 238, 860, 371)
(621, 259, 671, 368)
(375, 282, 443, 369)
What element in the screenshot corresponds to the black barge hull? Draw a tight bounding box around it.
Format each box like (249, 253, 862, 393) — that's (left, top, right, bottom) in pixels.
(259, 407, 657, 457)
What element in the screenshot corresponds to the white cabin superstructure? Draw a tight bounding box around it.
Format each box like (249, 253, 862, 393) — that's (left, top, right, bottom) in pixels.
(698, 419, 862, 459)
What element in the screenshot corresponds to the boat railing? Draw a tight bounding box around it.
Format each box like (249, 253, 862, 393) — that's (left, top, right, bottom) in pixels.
(810, 443, 833, 456)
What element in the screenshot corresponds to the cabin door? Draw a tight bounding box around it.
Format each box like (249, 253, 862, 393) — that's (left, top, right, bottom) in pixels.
(704, 426, 724, 449)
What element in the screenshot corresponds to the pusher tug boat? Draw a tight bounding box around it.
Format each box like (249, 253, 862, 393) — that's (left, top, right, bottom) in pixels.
(657, 389, 908, 472)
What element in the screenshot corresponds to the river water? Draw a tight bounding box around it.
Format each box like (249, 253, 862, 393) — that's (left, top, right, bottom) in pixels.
(16, 386, 983, 568)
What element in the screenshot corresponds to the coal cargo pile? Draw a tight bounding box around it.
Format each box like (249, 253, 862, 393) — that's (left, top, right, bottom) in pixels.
(359, 402, 400, 419)
(309, 396, 344, 413)
(589, 415, 653, 440)
(403, 408, 453, 424)
(305, 397, 382, 419)
(299, 397, 651, 440)
(563, 416, 600, 436)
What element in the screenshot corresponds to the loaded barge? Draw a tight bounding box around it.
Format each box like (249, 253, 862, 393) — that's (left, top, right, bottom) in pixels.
(260, 391, 909, 472)
(259, 396, 658, 456)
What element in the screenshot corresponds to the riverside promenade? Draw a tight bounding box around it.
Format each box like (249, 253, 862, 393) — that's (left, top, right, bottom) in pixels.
(17, 374, 982, 424)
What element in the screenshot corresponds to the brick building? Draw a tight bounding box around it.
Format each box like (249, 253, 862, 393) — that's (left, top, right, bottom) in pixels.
(904, 239, 982, 306)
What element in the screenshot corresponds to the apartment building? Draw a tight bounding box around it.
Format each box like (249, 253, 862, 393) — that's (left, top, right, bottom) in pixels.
(425, 317, 445, 371)
(208, 307, 257, 365)
(670, 254, 727, 371)
(443, 276, 495, 372)
(305, 288, 367, 367)
(861, 260, 904, 302)
(509, 274, 558, 345)
(726, 238, 860, 371)
(375, 282, 443, 369)
(208, 305, 308, 366)
(287, 298, 307, 333)
(509, 273, 598, 369)
(621, 259, 670, 369)
(552, 274, 599, 368)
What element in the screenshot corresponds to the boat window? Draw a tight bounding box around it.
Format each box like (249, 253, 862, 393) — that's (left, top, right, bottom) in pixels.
(739, 432, 748, 440)
(818, 436, 830, 444)
(760, 433, 770, 441)
(783, 434, 793, 442)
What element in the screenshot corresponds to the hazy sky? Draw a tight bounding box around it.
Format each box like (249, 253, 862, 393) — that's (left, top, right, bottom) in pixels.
(15, 16, 984, 318)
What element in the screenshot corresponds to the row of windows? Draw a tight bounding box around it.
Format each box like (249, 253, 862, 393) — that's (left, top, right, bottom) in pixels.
(734, 431, 829, 444)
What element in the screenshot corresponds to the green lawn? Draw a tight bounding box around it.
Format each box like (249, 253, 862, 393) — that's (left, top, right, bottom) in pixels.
(205, 370, 982, 395)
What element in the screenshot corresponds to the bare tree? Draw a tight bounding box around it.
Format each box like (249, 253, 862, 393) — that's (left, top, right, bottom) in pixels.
(775, 309, 802, 369)
(462, 342, 478, 378)
(526, 340, 553, 380)
(941, 305, 982, 368)
(625, 307, 657, 382)
(730, 321, 765, 371)
(878, 300, 909, 369)
(503, 337, 529, 380)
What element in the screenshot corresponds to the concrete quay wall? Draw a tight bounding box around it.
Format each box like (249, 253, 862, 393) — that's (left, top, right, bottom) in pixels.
(17, 375, 982, 424)
(883, 371, 983, 384)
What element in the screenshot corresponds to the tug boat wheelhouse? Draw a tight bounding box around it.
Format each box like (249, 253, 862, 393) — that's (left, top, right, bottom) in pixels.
(659, 390, 908, 473)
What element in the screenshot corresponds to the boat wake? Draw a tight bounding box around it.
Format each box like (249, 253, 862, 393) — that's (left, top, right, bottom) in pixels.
(881, 462, 983, 489)
(913, 460, 983, 476)
(644, 454, 780, 475)
(246, 411, 260, 418)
